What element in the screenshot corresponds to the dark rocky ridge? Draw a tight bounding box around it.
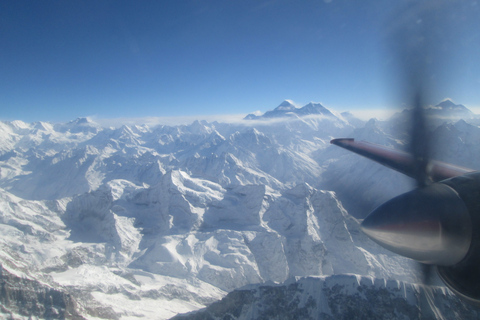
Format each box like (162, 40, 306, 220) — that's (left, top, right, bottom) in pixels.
(0, 264, 119, 319)
(0, 264, 85, 319)
(173, 275, 480, 320)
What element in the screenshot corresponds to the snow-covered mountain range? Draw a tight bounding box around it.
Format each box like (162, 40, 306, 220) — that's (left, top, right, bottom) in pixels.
(0, 100, 479, 319)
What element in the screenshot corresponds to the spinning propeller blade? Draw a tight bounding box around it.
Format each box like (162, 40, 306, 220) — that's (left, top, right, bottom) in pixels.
(331, 0, 480, 306)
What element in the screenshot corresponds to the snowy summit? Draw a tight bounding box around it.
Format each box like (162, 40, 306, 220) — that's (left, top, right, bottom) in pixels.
(244, 100, 338, 120)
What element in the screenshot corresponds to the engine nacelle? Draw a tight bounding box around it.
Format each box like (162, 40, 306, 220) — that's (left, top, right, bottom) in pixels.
(438, 172, 480, 305)
(361, 172, 480, 305)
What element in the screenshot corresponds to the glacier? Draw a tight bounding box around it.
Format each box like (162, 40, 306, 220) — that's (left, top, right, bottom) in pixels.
(0, 101, 479, 319)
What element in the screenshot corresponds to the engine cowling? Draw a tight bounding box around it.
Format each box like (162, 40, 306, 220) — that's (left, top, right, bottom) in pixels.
(361, 172, 480, 305)
(438, 172, 480, 305)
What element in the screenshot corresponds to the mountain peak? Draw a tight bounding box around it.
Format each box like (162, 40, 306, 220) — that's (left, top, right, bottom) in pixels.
(275, 100, 297, 111)
(426, 99, 475, 119)
(299, 102, 335, 117)
(55, 117, 101, 134)
(66, 117, 97, 126)
(73, 117, 92, 124)
(246, 100, 341, 120)
(437, 99, 457, 109)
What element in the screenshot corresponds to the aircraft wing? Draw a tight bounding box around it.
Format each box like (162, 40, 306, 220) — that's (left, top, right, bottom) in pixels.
(330, 138, 474, 182)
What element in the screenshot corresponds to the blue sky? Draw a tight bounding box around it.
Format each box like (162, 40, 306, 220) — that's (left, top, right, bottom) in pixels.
(1, 0, 480, 122)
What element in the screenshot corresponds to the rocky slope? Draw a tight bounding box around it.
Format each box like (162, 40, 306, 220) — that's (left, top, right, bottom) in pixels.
(174, 275, 479, 320)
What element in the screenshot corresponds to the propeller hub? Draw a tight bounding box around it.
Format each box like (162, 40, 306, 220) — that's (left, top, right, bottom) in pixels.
(361, 183, 472, 266)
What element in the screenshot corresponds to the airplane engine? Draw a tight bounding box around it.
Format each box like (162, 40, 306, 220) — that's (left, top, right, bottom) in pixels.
(361, 172, 480, 305)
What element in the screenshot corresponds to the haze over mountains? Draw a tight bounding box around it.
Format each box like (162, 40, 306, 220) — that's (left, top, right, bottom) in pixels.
(0, 100, 479, 319)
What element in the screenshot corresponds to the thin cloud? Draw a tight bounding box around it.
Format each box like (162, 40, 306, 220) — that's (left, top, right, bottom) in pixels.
(92, 107, 396, 128)
(466, 106, 480, 115)
(92, 114, 249, 128)
(92, 112, 350, 128)
(348, 108, 400, 121)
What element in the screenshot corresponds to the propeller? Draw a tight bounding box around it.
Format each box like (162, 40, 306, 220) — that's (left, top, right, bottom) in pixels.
(333, 1, 480, 306)
(379, 0, 459, 286)
(402, 16, 436, 287)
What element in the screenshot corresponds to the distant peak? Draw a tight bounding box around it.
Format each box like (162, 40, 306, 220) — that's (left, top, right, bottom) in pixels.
(436, 99, 458, 108)
(302, 101, 326, 110)
(299, 102, 335, 117)
(71, 117, 93, 124)
(365, 118, 377, 128)
(33, 121, 53, 131)
(186, 119, 214, 135)
(244, 113, 258, 120)
(245, 99, 342, 120)
(430, 99, 473, 117)
(304, 102, 322, 107)
(275, 100, 297, 111)
(55, 117, 100, 134)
